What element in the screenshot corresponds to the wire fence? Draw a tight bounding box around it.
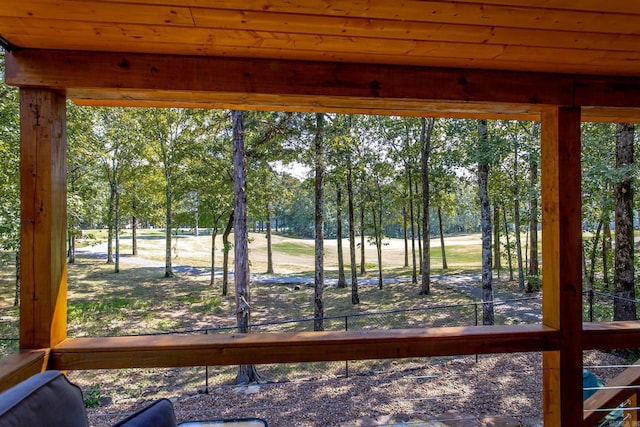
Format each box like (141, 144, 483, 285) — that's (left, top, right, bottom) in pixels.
(1, 289, 639, 405)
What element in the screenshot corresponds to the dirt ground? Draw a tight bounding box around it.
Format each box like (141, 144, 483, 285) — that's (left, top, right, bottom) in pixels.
(80, 351, 626, 427)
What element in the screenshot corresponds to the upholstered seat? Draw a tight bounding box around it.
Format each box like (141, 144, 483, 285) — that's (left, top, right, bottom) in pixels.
(0, 371, 176, 427)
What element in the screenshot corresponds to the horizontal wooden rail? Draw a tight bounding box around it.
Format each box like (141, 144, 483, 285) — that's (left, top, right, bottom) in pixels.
(583, 359, 640, 426)
(50, 325, 558, 370)
(0, 349, 50, 392)
(583, 322, 640, 350)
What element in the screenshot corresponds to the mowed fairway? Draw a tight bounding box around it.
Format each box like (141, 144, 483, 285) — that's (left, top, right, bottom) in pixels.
(108, 230, 484, 276)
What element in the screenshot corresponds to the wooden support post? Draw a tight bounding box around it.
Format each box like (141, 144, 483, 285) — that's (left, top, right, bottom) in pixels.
(541, 107, 583, 425)
(19, 88, 68, 350)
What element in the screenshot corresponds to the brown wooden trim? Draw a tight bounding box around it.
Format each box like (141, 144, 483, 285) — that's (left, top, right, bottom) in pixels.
(541, 107, 584, 425)
(583, 322, 640, 350)
(19, 88, 68, 349)
(6, 49, 640, 117)
(50, 325, 558, 370)
(0, 350, 50, 392)
(4, 49, 572, 105)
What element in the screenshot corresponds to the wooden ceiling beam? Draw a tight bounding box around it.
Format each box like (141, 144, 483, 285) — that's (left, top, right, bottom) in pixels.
(6, 49, 640, 119)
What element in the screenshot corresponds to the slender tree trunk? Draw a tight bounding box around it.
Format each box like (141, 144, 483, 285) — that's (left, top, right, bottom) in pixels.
(164, 182, 173, 277)
(347, 165, 360, 304)
(408, 171, 417, 284)
(415, 180, 423, 275)
(514, 199, 524, 290)
(527, 158, 539, 292)
(132, 215, 138, 255)
(438, 207, 448, 270)
(587, 219, 603, 290)
(602, 217, 611, 289)
(403, 205, 409, 268)
(613, 123, 635, 321)
(266, 202, 274, 274)
(222, 211, 234, 297)
(493, 206, 501, 275)
(210, 226, 218, 286)
(371, 194, 384, 290)
(314, 113, 325, 331)
(503, 208, 514, 281)
(68, 234, 75, 264)
(478, 119, 494, 325)
(232, 110, 263, 384)
(360, 206, 366, 275)
(14, 252, 19, 307)
(512, 144, 524, 289)
(107, 183, 115, 264)
(115, 187, 120, 273)
(420, 117, 434, 295)
(336, 184, 346, 288)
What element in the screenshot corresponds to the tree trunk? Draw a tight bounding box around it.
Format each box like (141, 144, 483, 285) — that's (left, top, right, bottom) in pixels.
(222, 211, 234, 297)
(408, 170, 417, 284)
(602, 217, 611, 289)
(493, 206, 501, 276)
(336, 184, 346, 288)
(415, 180, 423, 275)
(514, 199, 524, 290)
(107, 182, 115, 264)
(164, 182, 173, 277)
(503, 208, 514, 281)
(132, 215, 138, 256)
(360, 206, 366, 275)
(266, 202, 274, 274)
(402, 205, 409, 268)
(587, 219, 603, 290)
(347, 165, 360, 304)
(438, 207, 448, 270)
(526, 158, 539, 292)
(613, 123, 635, 321)
(371, 195, 384, 290)
(232, 110, 263, 384)
(14, 251, 19, 307)
(314, 113, 325, 331)
(115, 186, 120, 273)
(420, 117, 434, 295)
(477, 119, 494, 325)
(210, 226, 218, 287)
(68, 234, 75, 264)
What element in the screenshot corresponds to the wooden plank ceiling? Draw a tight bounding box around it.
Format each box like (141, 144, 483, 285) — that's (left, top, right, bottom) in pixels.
(2, 1, 640, 119)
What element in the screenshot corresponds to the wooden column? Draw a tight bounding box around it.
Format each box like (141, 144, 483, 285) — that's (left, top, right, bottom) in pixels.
(541, 107, 583, 424)
(19, 88, 68, 350)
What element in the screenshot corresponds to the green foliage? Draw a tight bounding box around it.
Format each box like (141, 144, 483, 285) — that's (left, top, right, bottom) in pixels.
(83, 385, 103, 408)
(0, 53, 20, 253)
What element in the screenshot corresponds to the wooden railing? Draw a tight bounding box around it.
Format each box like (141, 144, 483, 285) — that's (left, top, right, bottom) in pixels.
(584, 359, 640, 426)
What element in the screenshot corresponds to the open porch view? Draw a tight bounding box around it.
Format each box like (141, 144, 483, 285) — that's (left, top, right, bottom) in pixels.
(1, 1, 640, 425)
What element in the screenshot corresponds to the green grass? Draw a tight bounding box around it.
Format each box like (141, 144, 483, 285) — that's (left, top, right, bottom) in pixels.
(271, 241, 315, 256)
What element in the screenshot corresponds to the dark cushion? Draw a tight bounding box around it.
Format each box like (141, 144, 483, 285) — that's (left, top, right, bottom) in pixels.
(0, 370, 88, 427)
(113, 398, 177, 427)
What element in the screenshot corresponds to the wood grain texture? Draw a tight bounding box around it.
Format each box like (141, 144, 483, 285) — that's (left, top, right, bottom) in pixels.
(2, 1, 640, 77)
(50, 325, 559, 370)
(19, 88, 67, 349)
(6, 49, 640, 120)
(0, 350, 49, 392)
(540, 107, 583, 426)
